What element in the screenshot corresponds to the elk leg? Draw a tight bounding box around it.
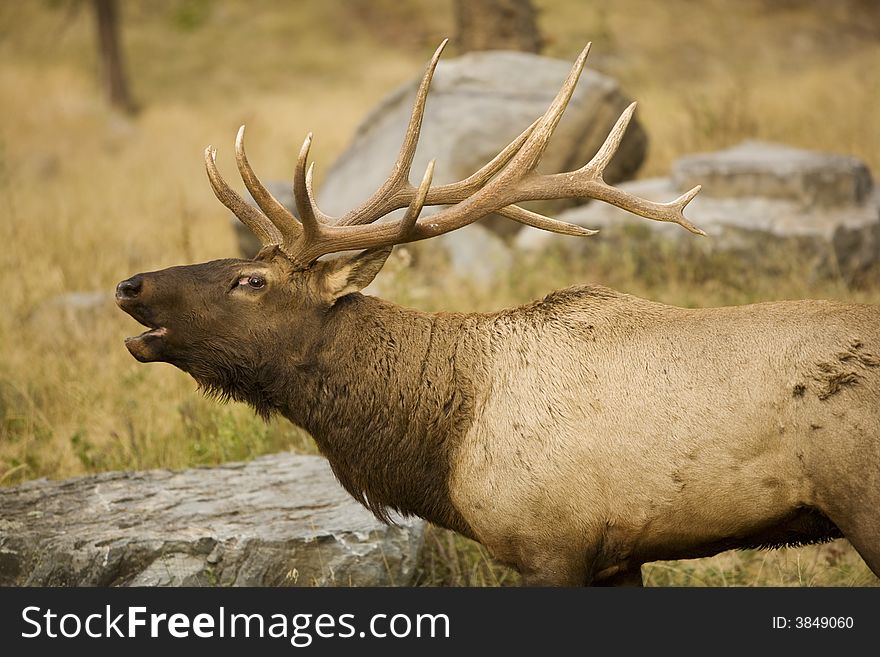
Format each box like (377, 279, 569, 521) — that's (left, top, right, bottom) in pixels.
(819, 489, 880, 577)
(847, 534, 880, 577)
(831, 514, 880, 577)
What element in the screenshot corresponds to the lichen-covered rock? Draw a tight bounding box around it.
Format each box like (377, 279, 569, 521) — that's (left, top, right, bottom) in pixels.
(0, 454, 424, 587)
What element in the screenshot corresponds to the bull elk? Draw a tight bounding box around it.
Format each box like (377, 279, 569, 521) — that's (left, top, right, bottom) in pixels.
(116, 41, 880, 586)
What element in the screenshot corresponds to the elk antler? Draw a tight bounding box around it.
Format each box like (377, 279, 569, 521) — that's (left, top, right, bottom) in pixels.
(206, 40, 703, 268)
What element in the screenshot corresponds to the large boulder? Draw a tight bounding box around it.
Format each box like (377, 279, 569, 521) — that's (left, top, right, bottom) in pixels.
(517, 141, 880, 284)
(0, 453, 424, 586)
(319, 50, 646, 239)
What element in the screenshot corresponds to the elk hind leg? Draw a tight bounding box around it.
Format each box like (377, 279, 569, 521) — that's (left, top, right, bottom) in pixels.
(831, 512, 880, 578)
(819, 485, 880, 577)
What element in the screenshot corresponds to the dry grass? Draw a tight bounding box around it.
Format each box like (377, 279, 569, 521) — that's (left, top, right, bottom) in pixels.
(1, 0, 878, 585)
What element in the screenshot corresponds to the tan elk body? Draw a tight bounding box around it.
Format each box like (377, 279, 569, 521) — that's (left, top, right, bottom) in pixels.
(116, 42, 880, 585)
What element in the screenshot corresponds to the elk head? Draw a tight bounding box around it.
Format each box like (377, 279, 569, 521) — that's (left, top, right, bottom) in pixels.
(116, 40, 703, 397)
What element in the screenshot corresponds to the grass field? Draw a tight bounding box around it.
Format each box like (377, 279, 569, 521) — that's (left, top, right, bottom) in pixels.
(1, 0, 878, 586)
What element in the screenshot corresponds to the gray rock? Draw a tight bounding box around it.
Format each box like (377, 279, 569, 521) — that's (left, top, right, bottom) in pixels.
(673, 141, 873, 208)
(27, 291, 116, 340)
(318, 51, 646, 234)
(313, 48, 645, 274)
(0, 453, 424, 587)
(436, 222, 513, 287)
(517, 142, 880, 283)
(52, 290, 109, 309)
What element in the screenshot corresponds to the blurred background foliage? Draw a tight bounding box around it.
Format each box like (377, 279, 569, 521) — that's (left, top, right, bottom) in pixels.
(0, 0, 878, 585)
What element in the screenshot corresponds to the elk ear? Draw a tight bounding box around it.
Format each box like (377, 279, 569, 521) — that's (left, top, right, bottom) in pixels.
(313, 246, 393, 302)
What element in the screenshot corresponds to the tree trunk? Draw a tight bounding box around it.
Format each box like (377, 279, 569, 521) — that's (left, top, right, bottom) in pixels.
(453, 0, 542, 54)
(92, 0, 135, 113)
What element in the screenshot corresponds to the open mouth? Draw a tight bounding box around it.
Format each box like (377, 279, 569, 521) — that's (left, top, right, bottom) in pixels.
(117, 301, 168, 344)
(116, 296, 170, 361)
(122, 322, 169, 362)
(124, 325, 168, 344)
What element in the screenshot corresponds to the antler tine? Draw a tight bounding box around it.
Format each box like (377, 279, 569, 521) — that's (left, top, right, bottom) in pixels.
(478, 101, 700, 236)
(574, 103, 705, 234)
(497, 205, 598, 237)
(388, 42, 447, 186)
(421, 118, 539, 205)
(234, 125, 302, 242)
(332, 116, 540, 227)
(283, 158, 440, 265)
(512, 101, 706, 236)
(398, 159, 435, 238)
(332, 39, 449, 227)
(497, 42, 593, 179)
(204, 146, 284, 246)
(578, 102, 636, 181)
(293, 133, 324, 242)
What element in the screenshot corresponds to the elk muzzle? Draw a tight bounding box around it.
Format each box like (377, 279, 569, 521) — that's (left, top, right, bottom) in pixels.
(116, 273, 169, 363)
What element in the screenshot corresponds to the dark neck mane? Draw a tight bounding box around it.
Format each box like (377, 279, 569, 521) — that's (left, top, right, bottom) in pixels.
(271, 294, 480, 534)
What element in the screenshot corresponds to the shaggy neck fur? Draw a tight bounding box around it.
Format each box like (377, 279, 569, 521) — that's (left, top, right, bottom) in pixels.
(228, 293, 482, 534)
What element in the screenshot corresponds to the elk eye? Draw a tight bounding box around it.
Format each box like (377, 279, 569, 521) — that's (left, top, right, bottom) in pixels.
(238, 275, 265, 289)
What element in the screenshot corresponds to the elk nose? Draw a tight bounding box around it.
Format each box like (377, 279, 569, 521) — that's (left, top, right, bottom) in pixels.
(116, 276, 143, 300)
